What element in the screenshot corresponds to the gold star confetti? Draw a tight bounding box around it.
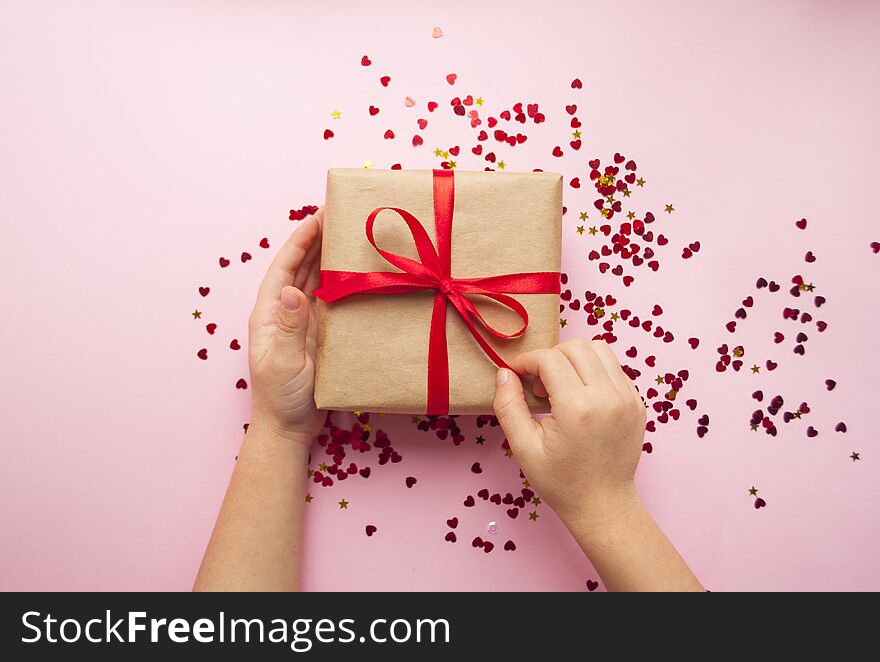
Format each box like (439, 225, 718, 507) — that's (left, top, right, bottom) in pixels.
(793, 411, 802, 420)
(433, 148, 444, 157)
(475, 97, 484, 106)
(497, 160, 507, 170)
(331, 110, 341, 119)
(606, 195, 615, 203)
(801, 283, 815, 292)
(576, 225, 585, 235)
(610, 312, 620, 321)
(448, 160, 457, 169)
(655, 375, 665, 385)
(363, 423, 372, 432)
(377, 413, 387, 418)
(600, 208, 610, 218)
(307, 469, 315, 478)
(363, 160, 373, 169)
(850, 452, 860, 462)
(192, 310, 202, 319)
(504, 449, 514, 458)
(751, 365, 761, 374)
(319, 462, 328, 471)
(475, 435, 485, 445)
(411, 415, 421, 423)
(594, 307, 605, 318)
(623, 188, 631, 197)
(626, 211, 636, 220)
(305, 493, 314, 503)
(664, 204, 675, 213)
(338, 499, 349, 509)
(588, 226, 598, 236)
(531, 496, 542, 506)
(636, 177, 646, 187)
(528, 511, 539, 522)
(522, 479, 531, 488)
(579, 211, 589, 221)
(733, 347, 744, 358)
(560, 318, 568, 328)
(572, 129, 582, 139)
(353, 411, 362, 417)
(748, 487, 758, 497)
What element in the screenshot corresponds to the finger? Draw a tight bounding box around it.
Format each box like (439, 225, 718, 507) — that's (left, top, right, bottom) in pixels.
(252, 212, 323, 327)
(507, 348, 583, 402)
(294, 209, 325, 292)
(274, 286, 311, 371)
(257, 211, 323, 305)
(555, 339, 612, 387)
(531, 375, 548, 398)
(493, 368, 542, 463)
(590, 340, 639, 399)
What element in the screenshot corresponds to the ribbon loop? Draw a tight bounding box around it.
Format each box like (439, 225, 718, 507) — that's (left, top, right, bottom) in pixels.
(314, 170, 560, 414)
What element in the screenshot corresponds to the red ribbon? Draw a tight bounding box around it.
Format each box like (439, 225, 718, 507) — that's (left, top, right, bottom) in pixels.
(314, 170, 560, 415)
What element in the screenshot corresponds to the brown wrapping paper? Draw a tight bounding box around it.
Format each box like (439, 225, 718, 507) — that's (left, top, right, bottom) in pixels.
(315, 168, 562, 414)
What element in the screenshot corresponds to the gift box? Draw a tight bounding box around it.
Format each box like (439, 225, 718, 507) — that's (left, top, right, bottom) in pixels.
(314, 168, 562, 415)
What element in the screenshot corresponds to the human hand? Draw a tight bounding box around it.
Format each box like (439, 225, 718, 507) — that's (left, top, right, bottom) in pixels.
(492, 339, 647, 532)
(248, 210, 325, 447)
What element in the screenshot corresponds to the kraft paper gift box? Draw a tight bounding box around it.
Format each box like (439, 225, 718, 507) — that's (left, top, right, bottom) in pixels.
(314, 168, 562, 415)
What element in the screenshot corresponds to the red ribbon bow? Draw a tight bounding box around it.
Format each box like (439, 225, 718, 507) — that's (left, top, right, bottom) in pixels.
(314, 170, 560, 415)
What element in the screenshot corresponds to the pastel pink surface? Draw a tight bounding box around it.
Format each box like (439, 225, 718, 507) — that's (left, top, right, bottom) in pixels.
(1, 0, 878, 591)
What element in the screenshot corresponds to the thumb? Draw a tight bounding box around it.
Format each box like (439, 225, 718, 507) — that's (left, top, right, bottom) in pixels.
(493, 368, 541, 461)
(275, 286, 310, 361)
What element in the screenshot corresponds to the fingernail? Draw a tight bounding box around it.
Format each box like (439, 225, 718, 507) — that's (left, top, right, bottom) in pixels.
(496, 368, 509, 385)
(282, 287, 301, 311)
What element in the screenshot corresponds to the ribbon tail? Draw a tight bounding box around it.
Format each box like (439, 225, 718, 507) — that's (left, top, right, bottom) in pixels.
(426, 292, 450, 416)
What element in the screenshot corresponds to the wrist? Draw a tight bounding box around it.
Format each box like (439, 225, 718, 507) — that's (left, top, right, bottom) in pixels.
(559, 482, 643, 541)
(248, 410, 316, 451)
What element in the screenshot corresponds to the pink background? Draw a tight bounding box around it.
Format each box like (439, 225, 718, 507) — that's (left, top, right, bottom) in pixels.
(2, 0, 878, 591)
